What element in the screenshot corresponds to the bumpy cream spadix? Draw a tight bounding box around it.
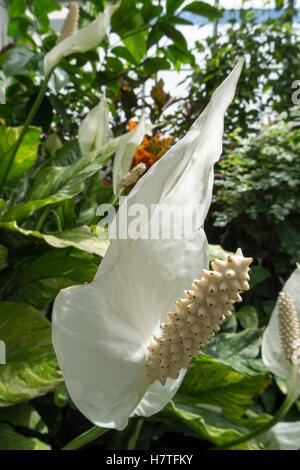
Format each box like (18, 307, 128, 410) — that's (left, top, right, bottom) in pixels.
(146, 248, 252, 385)
(277, 292, 300, 365)
(262, 265, 300, 395)
(56, 2, 79, 44)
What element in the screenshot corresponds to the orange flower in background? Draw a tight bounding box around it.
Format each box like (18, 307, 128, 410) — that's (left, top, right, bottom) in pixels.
(128, 120, 174, 170)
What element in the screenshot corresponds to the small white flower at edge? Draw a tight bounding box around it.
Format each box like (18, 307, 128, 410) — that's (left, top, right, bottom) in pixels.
(78, 93, 109, 155)
(262, 265, 300, 394)
(260, 421, 300, 450)
(52, 57, 245, 431)
(44, 2, 120, 76)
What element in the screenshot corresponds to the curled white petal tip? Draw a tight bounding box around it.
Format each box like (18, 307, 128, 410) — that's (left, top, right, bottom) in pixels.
(52, 60, 243, 429)
(262, 266, 300, 394)
(44, 3, 120, 76)
(78, 94, 109, 154)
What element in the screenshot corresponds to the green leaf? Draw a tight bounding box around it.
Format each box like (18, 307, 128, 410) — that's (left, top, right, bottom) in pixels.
(7, 17, 33, 37)
(0, 301, 53, 362)
(111, 46, 138, 65)
(123, 22, 147, 63)
(8, 0, 27, 17)
(146, 26, 164, 50)
(3, 248, 100, 309)
(48, 67, 70, 95)
(0, 221, 109, 257)
(3, 47, 39, 76)
(0, 403, 48, 434)
(0, 126, 40, 191)
(77, 173, 114, 226)
(144, 57, 171, 75)
(2, 135, 125, 223)
(249, 266, 271, 288)
(0, 301, 63, 406)
(160, 400, 253, 449)
(159, 23, 187, 50)
(179, 355, 270, 420)
(0, 245, 7, 271)
(33, 0, 61, 29)
(48, 140, 81, 167)
(0, 423, 51, 450)
(166, 0, 184, 16)
(0, 358, 62, 407)
(236, 305, 259, 329)
(182, 1, 223, 20)
(202, 329, 268, 376)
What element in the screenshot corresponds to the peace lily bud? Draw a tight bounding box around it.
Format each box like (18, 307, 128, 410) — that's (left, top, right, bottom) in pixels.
(120, 163, 147, 188)
(44, 2, 120, 76)
(45, 132, 63, 157)
(52, 57, 245, 431)
(56, 2, 79, 44)
(262, 265, 300, 394)
(147, 249, 252, 385)
(78, 93, 109, 155)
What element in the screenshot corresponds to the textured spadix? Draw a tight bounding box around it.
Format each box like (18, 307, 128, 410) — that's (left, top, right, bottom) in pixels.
(52, 58, 244, 431)
(262, 265, 300, 395)
(277, 292, 300, 365)
(56, 2, 79, 44)
(120, 163, 147, 188)
(146, 248, 252, 385)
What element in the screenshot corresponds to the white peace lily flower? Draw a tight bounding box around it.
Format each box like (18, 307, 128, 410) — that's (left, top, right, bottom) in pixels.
(79, 93, 109, 154)
(44, 3, 120, 76)
(262, 265, 300, 394)
(112, 115, 146, 195)
(260, 421, 300, 450)
(52, 57, 245, 431)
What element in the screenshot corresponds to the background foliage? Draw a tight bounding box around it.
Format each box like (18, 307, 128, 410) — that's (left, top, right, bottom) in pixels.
(0, 0, 299, 450)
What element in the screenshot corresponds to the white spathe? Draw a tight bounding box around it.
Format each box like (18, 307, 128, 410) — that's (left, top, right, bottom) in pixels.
(262, 265, 300, 395)
(260, 421, 300, 450)
(79, 94, 109, 154)
(44, 3, 119, 76)
(112, 115, 146, 195)
(52, 57, 245, 431)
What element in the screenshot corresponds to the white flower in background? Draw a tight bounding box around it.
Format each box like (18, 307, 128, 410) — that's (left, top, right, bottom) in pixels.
(78, 93, 109, 155)
(52, 57, 245, 431)
(112, 115, 146, 195)
(0, 77, 5, 104)
(44, 2, 120, 76)
(262, 265, 300, 394)
(260, 421, 300, 450)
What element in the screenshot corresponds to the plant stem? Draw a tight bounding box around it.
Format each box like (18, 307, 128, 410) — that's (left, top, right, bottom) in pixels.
(62, 426, 109, 450)
(127, 419, 143, 450)
(211, 363, 299, 450)
(0, 72, 52, 194)
(36, 206, 51, 232)
(52, 209, 63, 232)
